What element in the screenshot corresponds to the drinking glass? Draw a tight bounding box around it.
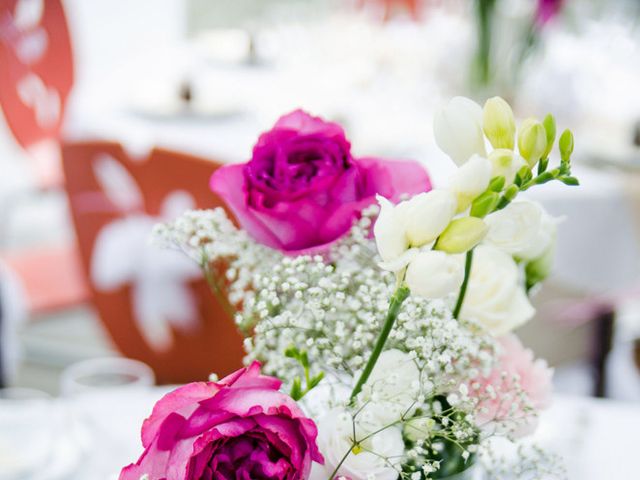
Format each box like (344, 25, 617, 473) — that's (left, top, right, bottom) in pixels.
(60, 358, 155, 478)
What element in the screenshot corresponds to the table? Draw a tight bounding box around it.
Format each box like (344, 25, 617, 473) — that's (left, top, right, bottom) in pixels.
(32, 388, 640, 480)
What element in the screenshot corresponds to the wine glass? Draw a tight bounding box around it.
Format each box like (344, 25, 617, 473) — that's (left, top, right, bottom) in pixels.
(60, 358, 155, 478)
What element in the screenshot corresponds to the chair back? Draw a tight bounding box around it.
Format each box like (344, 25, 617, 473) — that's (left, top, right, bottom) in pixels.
(0, 0, 74, 187)
(62, 142, 245, 383)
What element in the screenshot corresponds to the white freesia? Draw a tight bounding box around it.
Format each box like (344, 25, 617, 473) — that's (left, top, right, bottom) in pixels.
(488, 149, 527, 186)
(309, 408, 404, 480)
(404, 190, 457, 247)
(360, 349, 421, 426)
(450, 154, 492, 212)
(460, 245, 535, 335)
(483, 96, 516, 150)
(374, 195, 408, 264)
(405, 251, 464, 299)
(433, 96, 487, 165)
(484, 200, 559, 261)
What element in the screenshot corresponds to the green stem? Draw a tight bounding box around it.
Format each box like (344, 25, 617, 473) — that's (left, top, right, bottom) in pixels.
(202, 261, 236, 321)
(453, 250, 474, 319)
(474, 0, 496, 87)
(349, 286, 410, 402)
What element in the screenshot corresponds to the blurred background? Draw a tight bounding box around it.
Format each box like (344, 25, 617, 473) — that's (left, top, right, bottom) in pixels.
(0, 0, 639, 478)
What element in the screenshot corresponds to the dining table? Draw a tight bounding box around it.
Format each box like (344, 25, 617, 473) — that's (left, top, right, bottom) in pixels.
(22, 387, 640, 480)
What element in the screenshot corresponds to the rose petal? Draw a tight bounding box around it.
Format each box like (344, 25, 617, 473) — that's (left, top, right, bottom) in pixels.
(210, 164, 284, 250)
(357, 157, 431, 200)
(141, 382, 221, 448)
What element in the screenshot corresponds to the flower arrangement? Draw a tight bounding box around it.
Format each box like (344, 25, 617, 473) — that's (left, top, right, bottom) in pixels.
(120, 98, 578, 480)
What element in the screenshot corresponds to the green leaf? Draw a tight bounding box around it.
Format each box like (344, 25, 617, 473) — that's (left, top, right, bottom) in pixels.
(284, 345, 299, 359)
(300, 350, 310, 369)
(308, 372, 325, 389)
(290, 377, 303, 401)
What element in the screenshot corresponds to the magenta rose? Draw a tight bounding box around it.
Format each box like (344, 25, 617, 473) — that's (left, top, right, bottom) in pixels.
(119, 362, 323, 480)
(210, 109, 431, 253)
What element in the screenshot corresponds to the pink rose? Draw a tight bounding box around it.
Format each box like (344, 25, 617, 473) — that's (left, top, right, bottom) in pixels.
(120, 362, 323, 480)
(469, 334, 553, 438)
(210, 110, 431, 254)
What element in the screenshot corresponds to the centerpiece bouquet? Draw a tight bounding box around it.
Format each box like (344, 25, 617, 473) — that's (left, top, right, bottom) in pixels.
(120, 95, 578, 480)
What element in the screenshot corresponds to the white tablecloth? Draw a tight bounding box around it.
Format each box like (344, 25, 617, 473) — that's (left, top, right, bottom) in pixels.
(31, 388, 640, 480)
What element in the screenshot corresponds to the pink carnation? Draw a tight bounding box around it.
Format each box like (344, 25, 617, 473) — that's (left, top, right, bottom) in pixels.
(469, 334, 553, 437)
(120, 362, 323, 480)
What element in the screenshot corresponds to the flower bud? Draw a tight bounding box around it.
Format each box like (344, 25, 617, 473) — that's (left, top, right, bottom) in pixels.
(435, 217, 488, 254)
(559, 129, 574, 163)
(374, 196, 408, 263)
(488, 149, 527, 186)
(450, 155, 492, 212)
(483, 96, 516, 150)
(433, 96, 487, 166)
(404, 190, 457, 247)
(405, 251, 464, 299)
(542, 113, 556, 159)
(470, 191, 500, 218)
(518, 118, 547, 167)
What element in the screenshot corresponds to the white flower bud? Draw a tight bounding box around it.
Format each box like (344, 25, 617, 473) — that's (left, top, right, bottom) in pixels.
(433, 96, 487, 165)
(405, 251, 464, 299)
(518, 118, 547, 167)
(374, 195, 408, 263)
(450, 154, 492, 212)
(404, 190, 457, 247)
(483, 96, 516, 150)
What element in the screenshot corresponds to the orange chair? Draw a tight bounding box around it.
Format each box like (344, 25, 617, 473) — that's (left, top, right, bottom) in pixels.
(61, 142, 245, 384)
(0, 0, 84, 322)
(0, 244, 88, 315)
(0, 0, 74, 190)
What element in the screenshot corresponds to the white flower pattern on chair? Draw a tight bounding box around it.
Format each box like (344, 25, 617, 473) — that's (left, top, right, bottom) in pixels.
(90, 154, 202, 351)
